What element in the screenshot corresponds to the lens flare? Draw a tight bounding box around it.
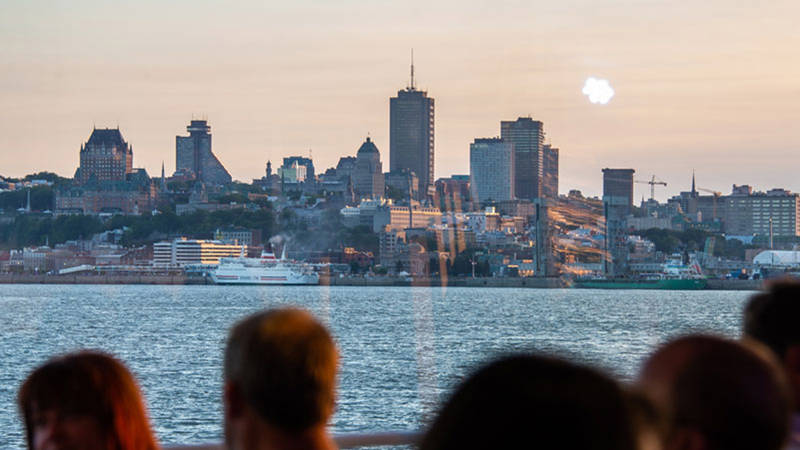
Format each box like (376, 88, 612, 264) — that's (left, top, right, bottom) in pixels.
(582, 77, 615, 105)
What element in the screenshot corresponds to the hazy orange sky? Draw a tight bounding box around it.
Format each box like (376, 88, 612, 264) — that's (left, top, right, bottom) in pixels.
(2, 0, 798, 200)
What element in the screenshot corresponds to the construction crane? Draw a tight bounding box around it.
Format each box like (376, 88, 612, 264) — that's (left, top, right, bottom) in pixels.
(634, 175, 667, 201)
(698, 187, 722, 220)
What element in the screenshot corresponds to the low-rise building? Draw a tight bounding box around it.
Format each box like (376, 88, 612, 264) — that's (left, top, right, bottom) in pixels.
(723, 186, 800, 237)
(214, 227, 262, 246)
(626, 215, 675, 231)
(435, 175, 471, 210)
(153, 238, 245, 266)
(23, 246, 52, 272)
(466, 207, 501, 233)
(56, 169, 158, 215)
(341, 199, 443, 233)
(379, 230, 405, 267)
(385, 169, 420, 201)
(373, 204, 442, 233)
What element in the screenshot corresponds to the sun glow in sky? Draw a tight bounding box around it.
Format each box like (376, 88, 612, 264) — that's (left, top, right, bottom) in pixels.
(2, 0, 800, 199)
(582, 78, 614, 105)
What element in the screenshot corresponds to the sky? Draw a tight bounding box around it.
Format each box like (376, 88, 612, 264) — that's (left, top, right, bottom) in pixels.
(1, 0, 799, 201)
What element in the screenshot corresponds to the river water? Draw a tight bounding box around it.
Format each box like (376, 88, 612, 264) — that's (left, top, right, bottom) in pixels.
(0, 285, 753, 447)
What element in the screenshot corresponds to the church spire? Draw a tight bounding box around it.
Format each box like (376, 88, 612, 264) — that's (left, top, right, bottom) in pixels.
(160, 161, 166, 191)
(691, 170, 696, 196)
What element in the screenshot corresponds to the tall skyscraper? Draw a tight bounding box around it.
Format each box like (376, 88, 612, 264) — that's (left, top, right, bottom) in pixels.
(390, 56, 434, 198)
(75, 128, 133, 184)
(542, 144, 559, 198)
(602, 168, 635, 212)
(175, 120, 232, 185)
(500, 117, 544, 200)
(602, 168, 635, 276)
(469, 138, 514, 204)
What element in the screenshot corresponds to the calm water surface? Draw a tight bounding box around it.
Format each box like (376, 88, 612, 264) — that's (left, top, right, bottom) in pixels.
(0, 285, 752, 447)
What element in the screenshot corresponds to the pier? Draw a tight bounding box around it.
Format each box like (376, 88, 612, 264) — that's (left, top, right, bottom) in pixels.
(0, 273, 764, 290)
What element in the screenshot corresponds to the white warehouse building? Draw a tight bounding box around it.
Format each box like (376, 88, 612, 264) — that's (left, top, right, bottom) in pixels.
(752, 250, 800, 268)
(153, 238, 245, 266)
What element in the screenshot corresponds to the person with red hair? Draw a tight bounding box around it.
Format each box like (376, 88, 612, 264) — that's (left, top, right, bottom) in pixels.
(18, 350, 159, 450)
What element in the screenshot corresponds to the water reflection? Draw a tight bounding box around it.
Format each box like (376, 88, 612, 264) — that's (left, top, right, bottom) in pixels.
(412, 287, 439, 423)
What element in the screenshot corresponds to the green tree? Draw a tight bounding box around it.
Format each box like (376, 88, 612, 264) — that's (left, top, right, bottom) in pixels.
(337, 225, 379, 254)
(216, 193, 249, 204)
(23, 172, 72, 187)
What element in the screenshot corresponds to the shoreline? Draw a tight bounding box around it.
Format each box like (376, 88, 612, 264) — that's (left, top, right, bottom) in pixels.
(0, 274, 763, 290)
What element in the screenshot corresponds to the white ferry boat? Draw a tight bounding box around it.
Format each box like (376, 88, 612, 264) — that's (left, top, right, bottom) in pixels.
(210, 248, 319, 285)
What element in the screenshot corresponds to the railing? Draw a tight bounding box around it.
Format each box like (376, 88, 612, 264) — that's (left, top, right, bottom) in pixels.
(166, 430, 422, 449)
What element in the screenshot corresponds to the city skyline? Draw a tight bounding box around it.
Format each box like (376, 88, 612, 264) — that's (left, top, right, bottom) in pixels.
(2, 1, 799, 200)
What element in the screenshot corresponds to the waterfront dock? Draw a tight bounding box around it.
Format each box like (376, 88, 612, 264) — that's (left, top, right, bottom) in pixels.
(0, 273, 764, 290)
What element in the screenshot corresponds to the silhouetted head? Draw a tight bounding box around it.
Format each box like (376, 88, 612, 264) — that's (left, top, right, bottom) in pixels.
(223, 308, 338, 448)
(18, 351, 158, 450)
(638, 334, 791, 450)
(744, 280, 800, 410)
(420, 354, 638, 450)
(627, 388, 668, 450)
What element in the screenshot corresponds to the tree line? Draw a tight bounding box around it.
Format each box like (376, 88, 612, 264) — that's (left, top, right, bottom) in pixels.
(633, 228, 753, 260)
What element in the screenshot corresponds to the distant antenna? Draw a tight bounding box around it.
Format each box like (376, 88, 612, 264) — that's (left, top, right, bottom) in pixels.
(410, 48, 415, 90)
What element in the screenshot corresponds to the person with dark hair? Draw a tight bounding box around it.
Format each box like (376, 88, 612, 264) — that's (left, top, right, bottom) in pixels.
(744, 281, 800, 449)
(223, 308, 338, 450)
(419, 354, 639, 450)
(627, 389, 667, 450)
(18, 350, 159, 450)
(637, 334, 791, 450)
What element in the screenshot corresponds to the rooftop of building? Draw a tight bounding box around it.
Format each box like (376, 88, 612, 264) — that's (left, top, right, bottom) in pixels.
(85, 128, 128, 148)
(473, 137, 505, 144)
(283, 156, 314, 166)
(357, 137, 380, 154)
(186, 120, 210, 134)
(501, 116, 543, 126)
(65, 168, 152, 192)
(394, 88, 430, 97)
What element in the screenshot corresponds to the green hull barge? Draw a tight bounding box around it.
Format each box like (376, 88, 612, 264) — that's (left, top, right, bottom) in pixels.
(574, 278, 707, 290)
